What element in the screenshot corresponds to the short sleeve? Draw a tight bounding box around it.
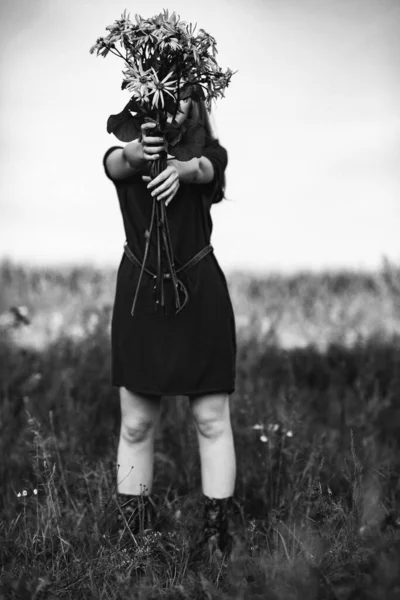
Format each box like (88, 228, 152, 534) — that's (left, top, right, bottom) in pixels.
(201, 140, 228, 204)
(103, 146, 124, 181)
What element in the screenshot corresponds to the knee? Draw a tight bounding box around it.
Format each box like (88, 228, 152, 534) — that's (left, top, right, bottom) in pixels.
(120, 417, 155, 445)
(192, 401, 230, 440)
(195, 416, 226, 439)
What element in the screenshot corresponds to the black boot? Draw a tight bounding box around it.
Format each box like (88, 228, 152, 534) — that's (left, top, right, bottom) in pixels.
(99, 492, 157, 549)
(113, 493, 156, 543)
(202, 495, 234, 557)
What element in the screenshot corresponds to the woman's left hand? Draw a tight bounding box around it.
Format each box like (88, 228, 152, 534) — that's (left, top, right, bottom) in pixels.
(143, 163, 180, 207)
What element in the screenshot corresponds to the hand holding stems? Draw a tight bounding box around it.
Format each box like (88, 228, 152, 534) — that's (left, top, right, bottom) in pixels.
(142, 164, 179, 207)
(140, 122, 180, 207)
(140, 121, 165, 163)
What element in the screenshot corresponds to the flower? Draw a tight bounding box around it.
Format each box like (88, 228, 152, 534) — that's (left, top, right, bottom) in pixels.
(149, 13, 173, 38)
(91, 10, 235, 146)
(286, 430, 293, 438)
(33, 489, 38, 495)
(17, 492, 21, 498)
(123, 59, 153, 103)
(22, 490, 27, 497)
(148, 69, 177, 109)
(252, 424, 263, 431)
(197, 29, 217, 57)
(260, 434, 268, 443)
(162, 37, 182, 52)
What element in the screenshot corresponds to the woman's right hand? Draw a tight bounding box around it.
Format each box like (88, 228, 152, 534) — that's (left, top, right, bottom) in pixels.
(140, 122, 166, 163)
(107, 123, 166, 181)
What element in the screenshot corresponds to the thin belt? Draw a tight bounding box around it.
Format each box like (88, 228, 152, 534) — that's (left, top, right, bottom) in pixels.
(124, 241, 213, 315)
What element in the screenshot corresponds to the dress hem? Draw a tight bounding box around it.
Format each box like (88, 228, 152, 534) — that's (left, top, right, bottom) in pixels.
(111, 382, 235, 397)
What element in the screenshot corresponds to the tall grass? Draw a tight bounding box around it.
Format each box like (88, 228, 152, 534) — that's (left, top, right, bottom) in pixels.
(1, 260, 400, 599)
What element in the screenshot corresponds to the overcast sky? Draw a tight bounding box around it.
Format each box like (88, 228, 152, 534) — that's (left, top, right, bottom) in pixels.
(1, 0, 399, 272)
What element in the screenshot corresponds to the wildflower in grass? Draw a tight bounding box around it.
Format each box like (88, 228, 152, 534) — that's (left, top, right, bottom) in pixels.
(247, 519, 256, 533)
(33, 489, 38, 495)
(252, 423, 263, 431)
(286, 430, 293, 438)
(11, 305, 30, 326)
(86, 312, 100, 334)
(267, 423, 280, 433)
(22, 490, 27, 497)
(69, 324, 85, 340)
(260, 434, 268, 443)
(21, 372, 43, 396)
(17, 492, 21, 498)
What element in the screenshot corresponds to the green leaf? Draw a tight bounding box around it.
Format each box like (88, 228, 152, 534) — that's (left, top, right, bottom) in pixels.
(190, 84, 206, 102)
(180, 84, 193, 100)
(168, 120, 205, 161)
(106, 101, 142, 142)
(166, 130, 182, 147)
(180, 83, 205, 102)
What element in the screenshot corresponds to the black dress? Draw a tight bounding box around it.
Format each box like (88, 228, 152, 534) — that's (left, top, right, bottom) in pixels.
(103, 140, 236, 397)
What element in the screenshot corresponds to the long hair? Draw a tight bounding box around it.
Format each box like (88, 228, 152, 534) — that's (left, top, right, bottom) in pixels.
(189, 101, 218, 140)
(190, 101, 226, 203)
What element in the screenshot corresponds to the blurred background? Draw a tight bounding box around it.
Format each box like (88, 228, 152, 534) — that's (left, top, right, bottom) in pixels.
(1, 0, 399, 273)
(2, 4, 400, 594)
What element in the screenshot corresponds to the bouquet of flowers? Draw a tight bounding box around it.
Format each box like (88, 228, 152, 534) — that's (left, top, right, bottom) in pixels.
(90, 10, 235, 316)
(90, 9, 235, 160)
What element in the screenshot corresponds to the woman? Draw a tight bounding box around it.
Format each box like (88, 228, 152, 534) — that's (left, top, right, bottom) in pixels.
(103, 101, 237, 555)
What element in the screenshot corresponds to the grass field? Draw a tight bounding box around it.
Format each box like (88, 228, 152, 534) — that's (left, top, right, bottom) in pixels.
(1, 259, 400, 599)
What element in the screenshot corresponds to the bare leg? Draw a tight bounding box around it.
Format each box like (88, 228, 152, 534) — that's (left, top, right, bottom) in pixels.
(116, 387, 161, 496)
(190, 393, 236, 498)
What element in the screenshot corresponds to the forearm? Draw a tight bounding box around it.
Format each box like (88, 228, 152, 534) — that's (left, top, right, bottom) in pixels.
(122, 140, 148, 174)
(168, 156, 214, 184)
